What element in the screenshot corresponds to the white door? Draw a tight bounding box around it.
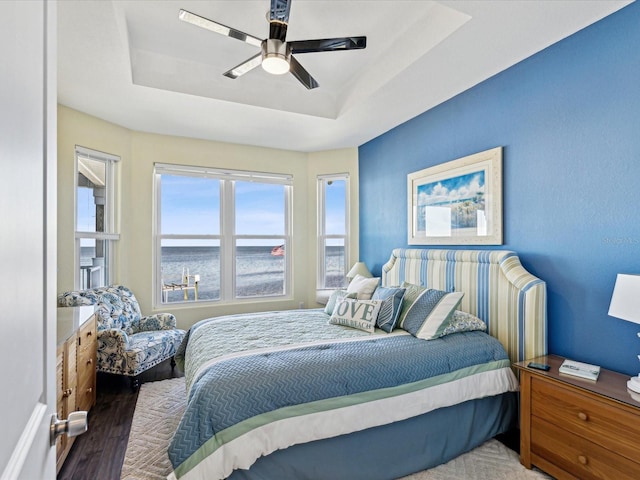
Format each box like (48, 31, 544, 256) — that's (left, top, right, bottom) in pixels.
(0, 2, 58, 479)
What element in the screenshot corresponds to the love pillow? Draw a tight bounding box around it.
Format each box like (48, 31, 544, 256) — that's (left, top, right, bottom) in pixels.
(328, 298, 382, 333)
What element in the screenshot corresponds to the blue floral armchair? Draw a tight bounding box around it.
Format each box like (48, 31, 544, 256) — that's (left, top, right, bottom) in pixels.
(58, 285, 186, 387)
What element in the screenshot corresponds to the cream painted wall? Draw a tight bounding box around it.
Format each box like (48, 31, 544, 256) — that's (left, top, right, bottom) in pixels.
(57, 105, 130, 293)
(57, 105, 358, 329)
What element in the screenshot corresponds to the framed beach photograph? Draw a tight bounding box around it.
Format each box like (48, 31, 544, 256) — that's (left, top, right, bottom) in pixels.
(407, 147, 503, 245)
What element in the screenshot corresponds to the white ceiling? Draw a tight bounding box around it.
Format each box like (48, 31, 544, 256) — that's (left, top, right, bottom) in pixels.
(57, 0, 631, 152)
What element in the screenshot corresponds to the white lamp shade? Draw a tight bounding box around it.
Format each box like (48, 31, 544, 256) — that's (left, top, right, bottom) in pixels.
(608, 273, 640, 324)
(347, 262, 372, 281)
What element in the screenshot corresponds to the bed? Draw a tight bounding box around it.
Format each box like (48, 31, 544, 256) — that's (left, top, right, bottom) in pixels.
(168, 248, 547, 480)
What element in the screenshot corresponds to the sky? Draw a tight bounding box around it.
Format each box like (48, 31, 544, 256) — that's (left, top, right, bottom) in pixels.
(78, 174, 347, 246)
(160, 175, 346, 243)
(417, 170, 485, 207)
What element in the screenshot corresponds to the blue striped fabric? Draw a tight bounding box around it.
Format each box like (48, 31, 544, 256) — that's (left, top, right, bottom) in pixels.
(381, 249, 547, 363)
(371, 287, 406, 332)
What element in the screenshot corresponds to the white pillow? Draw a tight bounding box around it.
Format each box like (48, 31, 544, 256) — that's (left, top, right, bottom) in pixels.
(346, 274, 380, 300)
(329, 298, 382, 333)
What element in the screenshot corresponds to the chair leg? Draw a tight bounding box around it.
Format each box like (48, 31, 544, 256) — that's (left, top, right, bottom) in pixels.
(170, 356, 176, 369)
(130, 376, 140, 391)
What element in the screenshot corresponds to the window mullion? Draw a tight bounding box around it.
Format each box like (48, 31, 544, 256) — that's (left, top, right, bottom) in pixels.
(317, 179, 327, 289)
(221, 179, 235, 300)
(344, 176, 350, 271)
(283, 184, 291, 295)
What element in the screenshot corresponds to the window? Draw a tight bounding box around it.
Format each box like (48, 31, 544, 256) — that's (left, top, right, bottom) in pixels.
(155, 164, 292, 304)
(317, 174, 349, 290)
(75, 146, 119, 289)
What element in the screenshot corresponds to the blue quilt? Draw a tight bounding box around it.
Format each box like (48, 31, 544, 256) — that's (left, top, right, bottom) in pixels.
(168, 309, 514, 480)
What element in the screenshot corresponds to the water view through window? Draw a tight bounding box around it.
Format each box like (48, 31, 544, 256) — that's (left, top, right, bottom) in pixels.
(157, 169, 298, 303)
(159, 244, 345, 302)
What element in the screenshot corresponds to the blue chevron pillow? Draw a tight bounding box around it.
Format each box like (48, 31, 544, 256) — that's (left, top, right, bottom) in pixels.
(329, 298, 382, 333)
(401, 289, 464, 340)
(371, 287, 406, 333)
(397, 282, 428, 328)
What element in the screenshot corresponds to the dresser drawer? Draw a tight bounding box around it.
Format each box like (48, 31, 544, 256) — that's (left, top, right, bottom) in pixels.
(532, 416, 640, 480)
(531, 376, 640, 463)
(77, 347, 96, 379)
(77, 345, 96, 404)
(76, 315, 97, 412)
(77, 316, 96, 347)
(76, 376, 95, 412)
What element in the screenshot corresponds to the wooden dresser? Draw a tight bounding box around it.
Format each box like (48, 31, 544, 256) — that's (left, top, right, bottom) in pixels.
(515, 354, 640, 480)
(56, 306, 97, 472)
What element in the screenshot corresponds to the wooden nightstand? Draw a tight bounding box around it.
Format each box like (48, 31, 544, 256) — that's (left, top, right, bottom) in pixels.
(515, 354, 640, 480)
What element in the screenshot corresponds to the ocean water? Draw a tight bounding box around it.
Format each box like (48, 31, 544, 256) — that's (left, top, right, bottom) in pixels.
(82, 246, 345, 302)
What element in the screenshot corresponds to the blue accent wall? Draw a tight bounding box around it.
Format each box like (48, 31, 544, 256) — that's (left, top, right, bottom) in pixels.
(359, 2, 640, 376)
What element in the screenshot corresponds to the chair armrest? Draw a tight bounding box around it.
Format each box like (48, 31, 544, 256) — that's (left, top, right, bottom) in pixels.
(98, 328, 129, 352)
(138, 313, 177, 331)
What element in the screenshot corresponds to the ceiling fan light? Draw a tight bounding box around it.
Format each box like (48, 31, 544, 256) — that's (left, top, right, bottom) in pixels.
(262, 55, 290, 75)
(261, 39, 290, 75)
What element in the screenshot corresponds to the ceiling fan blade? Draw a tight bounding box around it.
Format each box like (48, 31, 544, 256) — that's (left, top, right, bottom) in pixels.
(223, 53, 263, 79)
(289, 36, 367, 54)
(179, 9, 263, 48)
(289, 55, 319, 90)
(269, 0, 291, 42)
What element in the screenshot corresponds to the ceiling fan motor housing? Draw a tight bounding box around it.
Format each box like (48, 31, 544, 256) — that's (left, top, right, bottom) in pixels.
(261, 39, 290, 74)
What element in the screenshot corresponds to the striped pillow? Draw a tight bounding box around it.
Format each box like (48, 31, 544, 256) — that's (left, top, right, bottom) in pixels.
(372, 287, 406, 333)
(401, 289, 464, 340)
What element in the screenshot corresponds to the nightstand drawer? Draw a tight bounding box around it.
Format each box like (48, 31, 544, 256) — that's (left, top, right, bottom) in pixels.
(531, 376, 640, 462)
(532, 416, 640, 480)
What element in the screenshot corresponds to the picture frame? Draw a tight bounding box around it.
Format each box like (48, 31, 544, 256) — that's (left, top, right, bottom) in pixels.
(407, 147, 502, 245)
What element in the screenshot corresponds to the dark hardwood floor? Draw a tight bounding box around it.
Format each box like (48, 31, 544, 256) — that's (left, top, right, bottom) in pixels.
(57, 359, 183, 480)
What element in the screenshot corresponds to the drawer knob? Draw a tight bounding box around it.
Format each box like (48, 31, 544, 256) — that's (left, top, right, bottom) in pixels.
(63, 388, 73, 397)
(86, 387, 93, 394)
(578, 411, 588, 421)
(578, 455, 588, 465)
(86, 331, 92, 337)
(87, 359, 93, 365)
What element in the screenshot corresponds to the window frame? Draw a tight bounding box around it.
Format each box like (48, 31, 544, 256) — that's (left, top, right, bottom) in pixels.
(74, 145, 120, 290)
(317, 173, 350, 291)
(153, 163, 293, 307)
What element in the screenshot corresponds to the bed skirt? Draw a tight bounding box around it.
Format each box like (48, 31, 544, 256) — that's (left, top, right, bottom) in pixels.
(228, 392, 517, 480)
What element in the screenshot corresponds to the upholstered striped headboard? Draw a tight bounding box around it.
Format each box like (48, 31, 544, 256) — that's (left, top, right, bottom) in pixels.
(382, 248, 547, 365)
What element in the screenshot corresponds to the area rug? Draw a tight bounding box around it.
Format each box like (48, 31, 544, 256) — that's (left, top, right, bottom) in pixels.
(121, 378, 551, 480)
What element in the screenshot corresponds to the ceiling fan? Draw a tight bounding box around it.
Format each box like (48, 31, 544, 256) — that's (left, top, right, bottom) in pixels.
(178, 0, 366, 89)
